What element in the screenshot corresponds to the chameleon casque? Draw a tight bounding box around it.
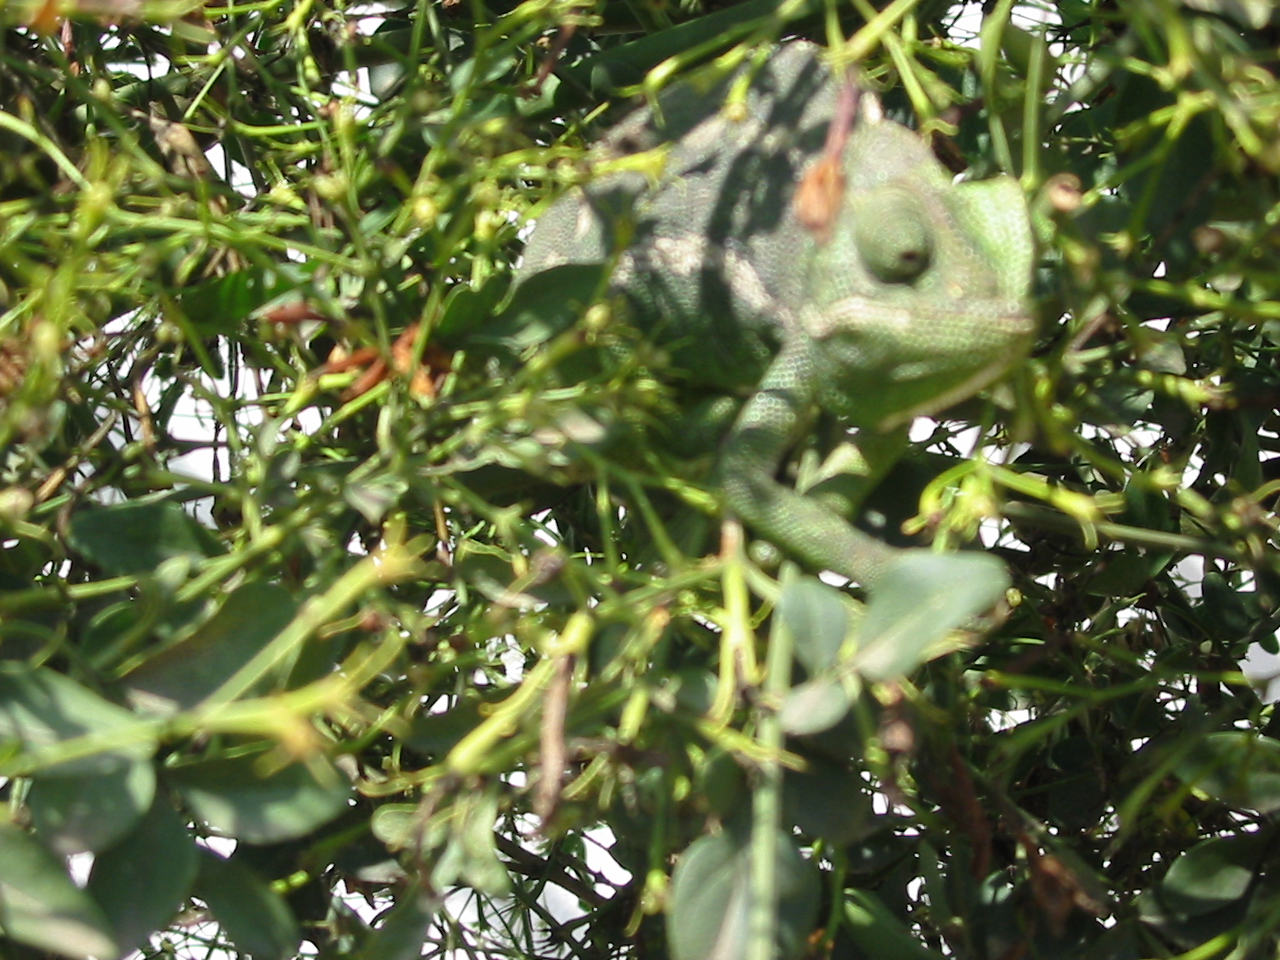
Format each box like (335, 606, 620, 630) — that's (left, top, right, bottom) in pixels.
(518, 41, 1035, 603)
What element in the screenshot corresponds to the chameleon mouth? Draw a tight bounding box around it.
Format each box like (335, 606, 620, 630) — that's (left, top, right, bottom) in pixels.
(808, 298, 1035, 430)
(876, 349, 1023, 430)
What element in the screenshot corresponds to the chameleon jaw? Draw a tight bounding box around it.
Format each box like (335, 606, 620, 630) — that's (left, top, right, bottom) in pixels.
(872, 351, 1024, 431)
(802, 299, 1035, 430)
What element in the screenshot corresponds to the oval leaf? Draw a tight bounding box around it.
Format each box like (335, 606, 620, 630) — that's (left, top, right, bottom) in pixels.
(66, 500, 221, 577)
(193, 849, 299, 960)
(1159, 835, 1261, 917)
(87, 791, 199, 952)
(778, 576, 852, 675)
(0, 665, 156, 776)
(784, 758, 873, 845)
(779, 677, 852, 736)
(1174, 732, 1280, 813)
(0, 822, 120, 960)
(854, 552, 1008, 682)
(29, 760, 155, 854)
(667, 829, 819, 960)
(122, 582, 298, 715)
(371, 803, 421, 851)
(168, 754, 352, 844)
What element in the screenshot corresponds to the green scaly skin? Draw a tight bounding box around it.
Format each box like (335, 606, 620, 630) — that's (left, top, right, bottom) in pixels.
(519, 42, 1035, 595)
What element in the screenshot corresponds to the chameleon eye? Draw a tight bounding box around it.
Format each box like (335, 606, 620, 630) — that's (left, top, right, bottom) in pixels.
(854, 188, 934, 284)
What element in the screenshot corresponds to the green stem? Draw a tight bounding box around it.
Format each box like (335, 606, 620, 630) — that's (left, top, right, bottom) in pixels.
(1001, 500, 1237, 559)
(747, 564, 797, 960)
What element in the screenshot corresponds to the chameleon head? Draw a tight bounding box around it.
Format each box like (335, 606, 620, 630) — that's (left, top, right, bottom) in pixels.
(800, 119, 1036, 430)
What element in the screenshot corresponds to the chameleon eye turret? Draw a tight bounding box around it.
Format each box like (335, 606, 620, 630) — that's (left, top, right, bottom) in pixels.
(852, 187, 934, 284)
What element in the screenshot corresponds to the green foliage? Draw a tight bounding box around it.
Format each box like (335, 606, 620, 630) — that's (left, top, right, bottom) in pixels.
(3, 0, 1280, 959)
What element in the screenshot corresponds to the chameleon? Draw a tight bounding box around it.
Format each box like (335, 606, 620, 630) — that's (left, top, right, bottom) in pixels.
(517, 41, 1035, 605)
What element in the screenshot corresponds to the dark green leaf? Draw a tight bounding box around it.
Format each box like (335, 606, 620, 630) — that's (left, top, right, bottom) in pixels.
(843, 889, 947, 960)
(667, 828, 820, 960)
(1174, 733, 1280, 813)
(784, 758, 873, 845)
(404, 700, 488, 757)
(1084, 382, 1155, 429)
(1083, 551, 1162, 598)
(854, 552, 1008, 682)
(0, 664, 156, 776)
(1199, 572, 1253, 645)
(66, 500, 221, 577)
(193, 849, 299, 960)
(1159, 834, 1261, 917)
(778, 576, 853, 674)
(121, 581, 298, 715)
(28, 759, 155, 854)
(434, 274, 510, 344)
(1136, 886, 1253, 950)
(87, 791, 199, 952)
(0, 822, 120, 959)
(698, 749, 748, 820)
(468, 264, 607, 353)
(168, 753, 352, 844)
(175, 266, 306, 337)
(354, 889, 440, 960)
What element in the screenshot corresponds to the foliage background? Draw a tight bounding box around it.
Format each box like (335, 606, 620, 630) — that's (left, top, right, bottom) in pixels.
(3, 0, 1280, 957)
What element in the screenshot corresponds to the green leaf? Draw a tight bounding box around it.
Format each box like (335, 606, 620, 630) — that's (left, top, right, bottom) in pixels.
(465, 263, 607, 353)
(1174, 733, 1280, 813)
(843, 889, 946, 960)
(344, 475, 409, 524)
(168, 753, 352, 844)
(779, 677, 852, 735)
(784, 758, 873, 845)
(87, 791, 199, 952)
(28, 760, 155, 854)
(1199, 572, 1253, 645)
(1159, 834, 1261, 917)
(0, 664, 157, 776)
(66, 500, 221, 577)
(1085, 382, 1155, 429)
(121, 582, 298, 715)
(193, 849, 299, 960)
(404, 700, 488, 757)
(667, 828, 820, 960)
(1179, 0, 1276, 28)
(697, 749, 749, 820)
(174, 266, 306, 337)
(854, 552, 1008, 682)
(430, 787, 511, 897)
(370, 803, 422, 851)
(0, 821, 120, 960)
(777, 576, 853, 674)
(1136, 887, 1252, 951)
(559, 0, 822, 99)
(1083, 551, 1163, 598)
(354, 889, 440, 960)
(1135, 330, 1188, 374)
(434, 274, 510, 344)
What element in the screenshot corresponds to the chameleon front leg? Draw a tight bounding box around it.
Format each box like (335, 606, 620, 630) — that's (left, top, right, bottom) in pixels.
(720, 343, 898, 587)
(720, 341, 1012, 629)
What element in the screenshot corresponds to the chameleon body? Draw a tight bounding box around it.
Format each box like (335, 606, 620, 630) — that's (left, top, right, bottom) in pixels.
(519, 42, 1035, 591)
